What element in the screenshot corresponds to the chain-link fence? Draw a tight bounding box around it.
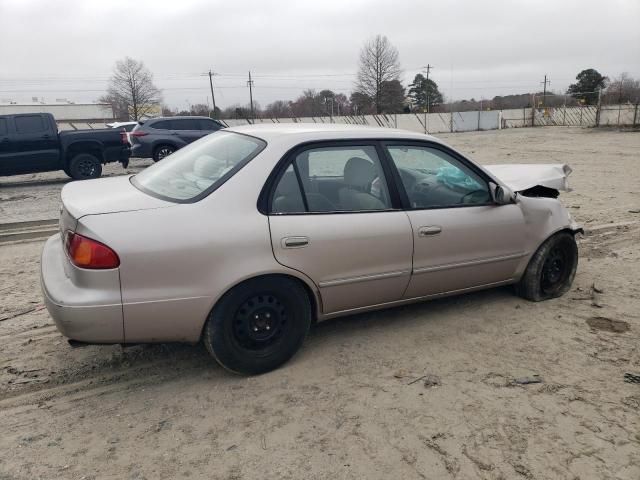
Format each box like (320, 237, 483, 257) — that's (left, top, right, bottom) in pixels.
(219, 102, 638, 134)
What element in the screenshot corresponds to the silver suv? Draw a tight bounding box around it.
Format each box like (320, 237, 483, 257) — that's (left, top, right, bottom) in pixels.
(130, 116, 224, 161)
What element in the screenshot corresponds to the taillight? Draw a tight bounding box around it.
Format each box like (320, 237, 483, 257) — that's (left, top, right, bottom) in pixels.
(120, 130, 129, 145)
(130, 131, 147, 137)
(65, 231, 120, 269)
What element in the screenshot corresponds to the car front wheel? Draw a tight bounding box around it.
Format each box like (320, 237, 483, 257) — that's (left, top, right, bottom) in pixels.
(515, 231, 578, 301)
(203, 276, 312, 375)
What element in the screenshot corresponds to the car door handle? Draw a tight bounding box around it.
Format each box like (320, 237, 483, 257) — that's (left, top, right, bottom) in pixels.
(282, 236, 309, 248)
(418, 226, 442, 237)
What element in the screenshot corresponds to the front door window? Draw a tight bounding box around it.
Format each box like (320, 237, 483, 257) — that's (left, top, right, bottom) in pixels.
(386, 145, 491, 208)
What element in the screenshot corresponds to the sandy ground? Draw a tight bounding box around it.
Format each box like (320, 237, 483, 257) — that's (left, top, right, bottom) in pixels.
(0, 127, 639, 480)
(0, 159, 154, 223)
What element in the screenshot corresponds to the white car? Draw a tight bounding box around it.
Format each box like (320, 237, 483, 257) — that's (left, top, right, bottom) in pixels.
(41, 124, 581, 375)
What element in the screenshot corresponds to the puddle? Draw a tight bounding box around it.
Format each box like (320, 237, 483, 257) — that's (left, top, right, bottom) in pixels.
(586, 316, 630, 333)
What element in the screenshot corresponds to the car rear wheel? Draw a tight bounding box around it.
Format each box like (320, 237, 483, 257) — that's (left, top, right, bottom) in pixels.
(153, 145, 175, 162)
(68, 153, 102, 180)
(203, 276, 312, 375)
(515, 232, 578, 302)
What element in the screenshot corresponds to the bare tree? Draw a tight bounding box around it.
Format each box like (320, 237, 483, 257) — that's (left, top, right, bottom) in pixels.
(603, 73, 640, 104)
(103, 57, 161, 121)
(355, 35, 402, 113)
(264, 100, 292, 118)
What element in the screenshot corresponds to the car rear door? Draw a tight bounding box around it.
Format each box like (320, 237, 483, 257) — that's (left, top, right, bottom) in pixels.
(267, 141, 413, 314)
(172, 119, 203, 144)
(7, 114, 59, 173)
(199, 119, 222, 138)
(382, 141, 527, 298)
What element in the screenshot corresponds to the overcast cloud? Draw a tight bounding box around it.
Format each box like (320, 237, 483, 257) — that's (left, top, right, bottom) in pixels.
(0, 0, 638, 109)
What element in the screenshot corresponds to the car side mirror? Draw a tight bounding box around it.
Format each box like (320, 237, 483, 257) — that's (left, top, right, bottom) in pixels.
(489, 182, 515, 205)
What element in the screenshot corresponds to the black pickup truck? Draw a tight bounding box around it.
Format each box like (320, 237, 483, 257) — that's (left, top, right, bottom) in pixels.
(0, 112, 130, 180)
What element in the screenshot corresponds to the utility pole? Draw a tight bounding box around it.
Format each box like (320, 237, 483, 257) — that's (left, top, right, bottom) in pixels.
(247, 71, 255, 121)
(324, 96, 334, 119)
(617, 80, 623, 126)
(541, 75, 550, 107)
(208, 70, 217, 118)
(422, 64, 433, 113)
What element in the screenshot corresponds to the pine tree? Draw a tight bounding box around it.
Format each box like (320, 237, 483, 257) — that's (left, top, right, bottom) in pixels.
(408, 73, 443, 112)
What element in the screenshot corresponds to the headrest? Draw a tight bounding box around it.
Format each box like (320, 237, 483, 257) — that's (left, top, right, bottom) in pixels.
(344, 157, 376, 188)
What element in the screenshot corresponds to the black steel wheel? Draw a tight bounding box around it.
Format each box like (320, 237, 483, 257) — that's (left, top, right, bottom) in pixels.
(203, 276, 312, 375)
(540, 245, 571, 295)
(232, 294, 288, 351)
(153, 145, 175, 161)
(68, 153, 102, 180)
(515, 232, 578, 301)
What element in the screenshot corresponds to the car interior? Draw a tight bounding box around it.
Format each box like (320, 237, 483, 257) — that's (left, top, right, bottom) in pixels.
(272, 147, 392, 213)
(271, 145, 491, 214)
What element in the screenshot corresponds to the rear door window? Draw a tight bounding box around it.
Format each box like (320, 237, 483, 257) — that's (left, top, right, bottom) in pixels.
(174, 119, 200, 130)
(150, 120, 173, 130)
(14, 115, 46, 134)
(199, 119, 221, 131)
(270, 145, 392, 213)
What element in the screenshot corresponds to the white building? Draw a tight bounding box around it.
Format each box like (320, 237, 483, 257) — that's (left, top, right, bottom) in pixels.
(0, 102, 114, 122)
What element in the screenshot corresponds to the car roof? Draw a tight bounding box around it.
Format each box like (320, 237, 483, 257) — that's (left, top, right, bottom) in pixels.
(226, 122, 443, 144)
(149, 116, 215, 121)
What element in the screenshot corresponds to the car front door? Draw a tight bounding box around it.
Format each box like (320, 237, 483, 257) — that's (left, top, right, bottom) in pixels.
(267, 142, 413, 314)
(383, 142, 527, 298)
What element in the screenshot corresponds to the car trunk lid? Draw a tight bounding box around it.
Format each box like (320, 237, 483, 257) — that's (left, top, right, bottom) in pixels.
(61, 175, 174, 223)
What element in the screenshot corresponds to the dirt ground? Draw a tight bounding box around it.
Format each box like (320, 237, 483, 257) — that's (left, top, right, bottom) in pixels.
(1, 127, 639, 480)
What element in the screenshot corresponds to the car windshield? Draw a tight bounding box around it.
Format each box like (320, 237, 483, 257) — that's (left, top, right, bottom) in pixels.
(132, 131, 266, 202)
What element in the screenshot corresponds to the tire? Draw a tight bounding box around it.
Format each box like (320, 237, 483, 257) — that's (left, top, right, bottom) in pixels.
(515, 232, 578, 302)
(68, 153, 102, 180)
(152, 145, 176, 162)
(203, 276, 312, 375)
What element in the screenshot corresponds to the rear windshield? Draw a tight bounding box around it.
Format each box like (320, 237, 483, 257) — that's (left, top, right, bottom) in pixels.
(132, 131, 266, 202)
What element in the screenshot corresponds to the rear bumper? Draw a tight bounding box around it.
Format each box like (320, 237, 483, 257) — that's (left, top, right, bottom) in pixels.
(40, 234, 124, 343)
(131, 142, 152, 159)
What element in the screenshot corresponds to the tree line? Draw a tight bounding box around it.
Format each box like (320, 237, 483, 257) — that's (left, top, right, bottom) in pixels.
(101, 38, 640, 121)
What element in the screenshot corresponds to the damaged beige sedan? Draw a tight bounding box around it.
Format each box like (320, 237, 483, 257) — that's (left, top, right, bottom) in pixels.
(41, 124, 581, 374)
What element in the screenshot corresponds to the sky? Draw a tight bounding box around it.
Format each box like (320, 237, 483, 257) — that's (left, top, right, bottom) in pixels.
(0, 0, 639, 110)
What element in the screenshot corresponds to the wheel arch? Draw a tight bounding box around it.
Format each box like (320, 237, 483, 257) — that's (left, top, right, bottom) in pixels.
(197, 271, 322, 341)
(64, 141, 104, 166)
(516, 226, 579, 281)
(152, 142, 179, 155)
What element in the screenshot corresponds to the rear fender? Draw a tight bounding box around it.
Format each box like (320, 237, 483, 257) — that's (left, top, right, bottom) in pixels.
(64, 140, 104, 165)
